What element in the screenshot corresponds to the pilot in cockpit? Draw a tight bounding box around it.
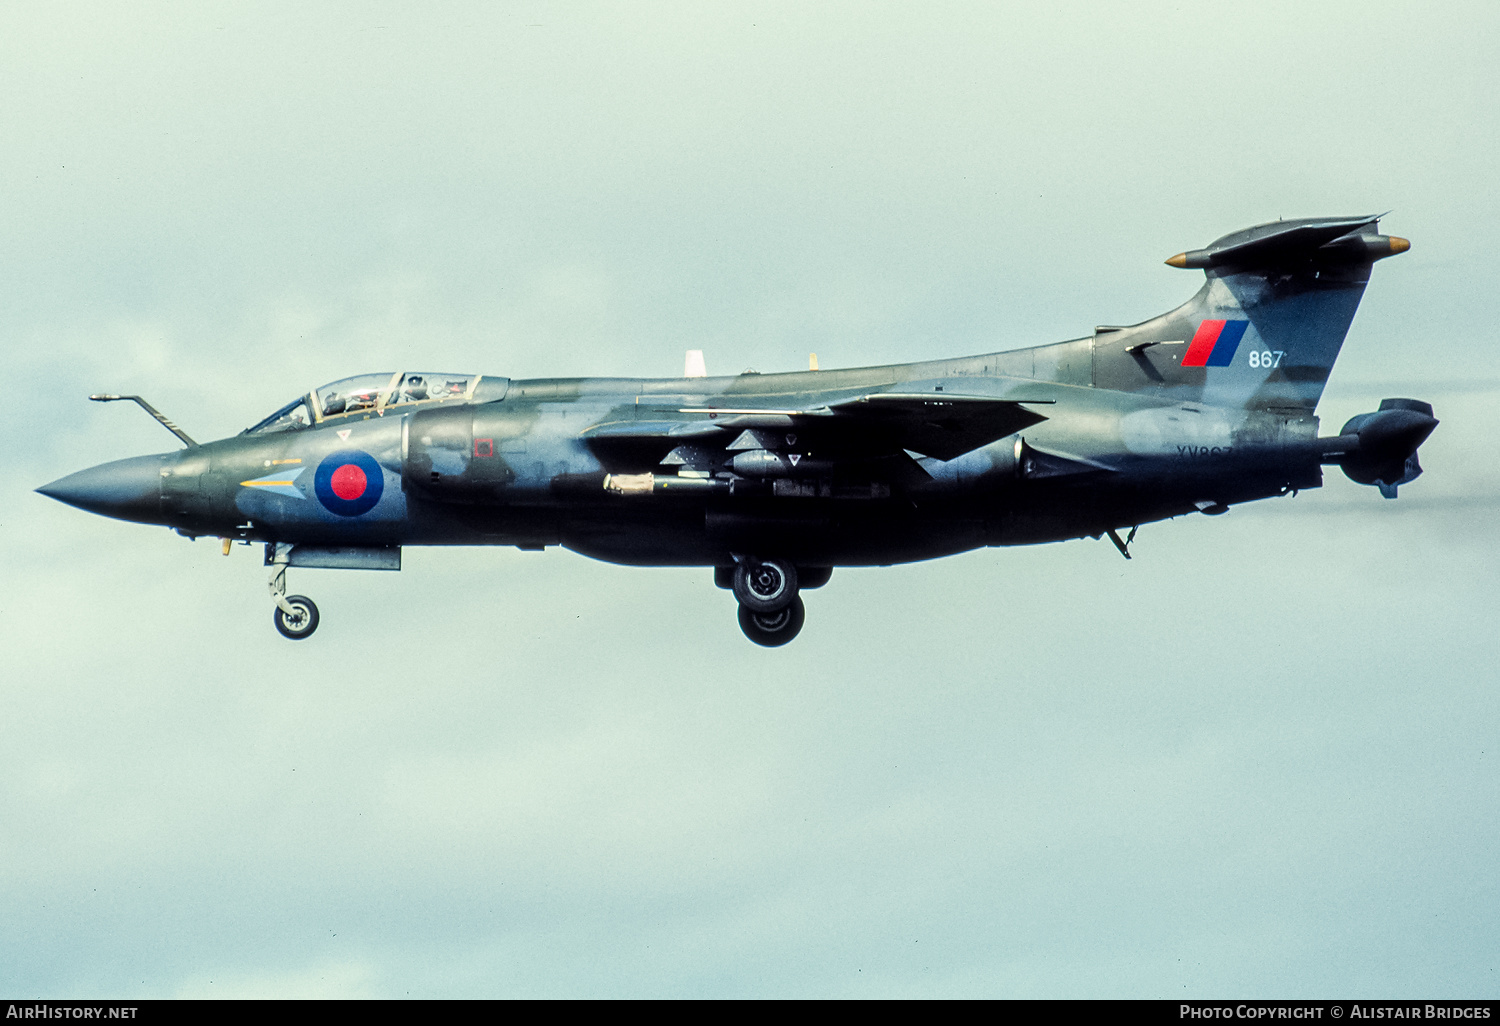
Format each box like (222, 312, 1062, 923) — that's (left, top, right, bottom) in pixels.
(402, 375, 429, 402)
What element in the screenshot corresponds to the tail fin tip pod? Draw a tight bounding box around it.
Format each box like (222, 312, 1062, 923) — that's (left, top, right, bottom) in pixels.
(1092, 215, 1411, 411)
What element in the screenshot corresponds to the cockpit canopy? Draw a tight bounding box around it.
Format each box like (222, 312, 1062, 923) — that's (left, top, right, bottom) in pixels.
(245, 372, 508, 435)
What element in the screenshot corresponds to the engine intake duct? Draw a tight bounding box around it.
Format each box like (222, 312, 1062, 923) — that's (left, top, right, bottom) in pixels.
(403, 404, 477, 501)
(1320, 398, 1438, 498)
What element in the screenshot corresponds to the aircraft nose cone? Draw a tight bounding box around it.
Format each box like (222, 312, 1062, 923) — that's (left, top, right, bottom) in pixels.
(37, 454, 164, 523)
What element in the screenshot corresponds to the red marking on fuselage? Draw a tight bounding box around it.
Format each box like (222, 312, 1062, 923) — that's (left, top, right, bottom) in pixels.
(1181, 319, 1226, 368)
(330, 464, 367, 500)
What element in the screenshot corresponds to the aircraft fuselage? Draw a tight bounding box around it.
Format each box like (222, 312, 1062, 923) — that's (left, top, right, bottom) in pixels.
(49, 358, 1326, 567)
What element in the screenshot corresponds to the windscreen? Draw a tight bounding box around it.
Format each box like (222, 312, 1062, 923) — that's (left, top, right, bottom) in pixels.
(246, 397, 312, 435)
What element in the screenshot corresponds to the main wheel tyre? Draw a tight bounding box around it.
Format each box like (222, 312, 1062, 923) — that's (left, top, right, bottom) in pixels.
(732, 558, 798, 613)
(738, 595, 806, 647)
(273, 595, 320, 640)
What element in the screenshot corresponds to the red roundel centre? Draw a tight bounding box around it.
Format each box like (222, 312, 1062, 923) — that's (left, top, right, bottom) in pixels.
(330, 463, 368, 501)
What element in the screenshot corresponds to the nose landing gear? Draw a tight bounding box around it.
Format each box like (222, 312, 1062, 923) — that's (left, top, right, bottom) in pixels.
(268, 545, 320, 639)
(273, 595, 320, 639)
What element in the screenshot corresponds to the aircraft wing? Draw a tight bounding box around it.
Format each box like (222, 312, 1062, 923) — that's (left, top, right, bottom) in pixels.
(819, 392, 1053, 461)
(581, 393, 1053, 468)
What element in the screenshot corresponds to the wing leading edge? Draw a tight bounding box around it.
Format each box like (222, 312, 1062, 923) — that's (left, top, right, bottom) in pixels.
(581, 393, 1054, 468)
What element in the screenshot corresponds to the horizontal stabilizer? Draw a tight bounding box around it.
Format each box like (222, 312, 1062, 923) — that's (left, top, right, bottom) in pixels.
(1165, 215, 1408, 272)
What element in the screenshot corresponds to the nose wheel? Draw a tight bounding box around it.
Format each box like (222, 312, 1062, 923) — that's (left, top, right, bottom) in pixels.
(273, 595, 320, 639)
(268, 546, 321, 639)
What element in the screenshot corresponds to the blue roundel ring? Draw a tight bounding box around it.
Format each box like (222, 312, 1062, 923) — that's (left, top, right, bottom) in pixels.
(314, 450, 385, 517)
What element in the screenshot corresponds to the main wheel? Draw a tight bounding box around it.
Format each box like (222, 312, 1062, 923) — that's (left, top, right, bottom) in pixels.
(732, 558, 798, 613)
(738, 595, 806, 647)
(273, 595, 320, 639)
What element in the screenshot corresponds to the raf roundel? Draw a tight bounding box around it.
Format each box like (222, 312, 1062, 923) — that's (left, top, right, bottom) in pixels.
(313, 450, 384, 517)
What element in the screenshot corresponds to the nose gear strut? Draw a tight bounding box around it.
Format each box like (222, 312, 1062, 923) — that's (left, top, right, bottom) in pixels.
(267, 543, 320, 639)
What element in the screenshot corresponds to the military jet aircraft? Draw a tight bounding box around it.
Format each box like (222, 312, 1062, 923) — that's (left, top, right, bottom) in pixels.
(38, 214, 1437, 645)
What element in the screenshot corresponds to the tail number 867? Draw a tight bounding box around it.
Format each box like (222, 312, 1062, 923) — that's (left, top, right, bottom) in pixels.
(1248, 349, 1286, 368)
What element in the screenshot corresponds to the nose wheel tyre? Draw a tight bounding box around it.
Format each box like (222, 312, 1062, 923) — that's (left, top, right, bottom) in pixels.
(273, 595, 320, 640)
(732, 558, 799, 613)
(738, 595, 806, 647)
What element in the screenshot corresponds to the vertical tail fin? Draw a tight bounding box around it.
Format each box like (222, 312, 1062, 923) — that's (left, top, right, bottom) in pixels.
(1091, 216, 1409, 411)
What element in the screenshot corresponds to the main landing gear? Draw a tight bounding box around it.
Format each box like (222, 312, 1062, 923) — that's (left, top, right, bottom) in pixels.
(268, 547, 320, 640)
(738, 596, 805, 647)
(720, 557, 828, 646)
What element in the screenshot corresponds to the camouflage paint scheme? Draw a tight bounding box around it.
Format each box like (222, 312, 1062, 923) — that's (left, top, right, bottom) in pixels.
(38, 216, 1438, 644)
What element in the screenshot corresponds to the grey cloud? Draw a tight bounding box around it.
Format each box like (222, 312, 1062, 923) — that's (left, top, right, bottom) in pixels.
(3, 0, 1497, 998)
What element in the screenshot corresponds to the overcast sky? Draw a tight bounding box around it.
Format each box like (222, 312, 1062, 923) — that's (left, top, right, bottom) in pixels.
(2, 1, 1497, 997)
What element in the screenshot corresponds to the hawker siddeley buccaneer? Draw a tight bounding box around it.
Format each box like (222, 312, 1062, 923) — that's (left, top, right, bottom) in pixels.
(39, 215, 1437, 645)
